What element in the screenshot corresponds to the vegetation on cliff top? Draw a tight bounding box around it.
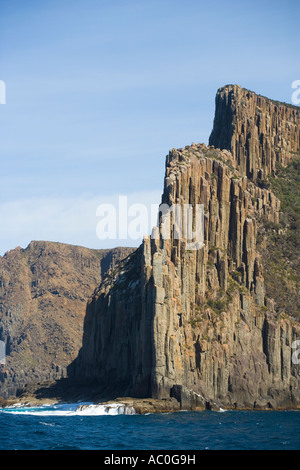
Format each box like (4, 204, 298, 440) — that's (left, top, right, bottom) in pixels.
(257, 158, 300, 319)
(221, 84, 300, 111)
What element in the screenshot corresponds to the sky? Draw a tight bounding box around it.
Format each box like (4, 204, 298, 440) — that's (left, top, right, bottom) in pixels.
(0, 0, 299, 255)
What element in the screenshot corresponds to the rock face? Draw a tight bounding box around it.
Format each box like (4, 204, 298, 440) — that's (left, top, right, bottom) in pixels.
(72, 85, 300, 410)
(209, 84, 300, 181)
(0, 241, 135, 398)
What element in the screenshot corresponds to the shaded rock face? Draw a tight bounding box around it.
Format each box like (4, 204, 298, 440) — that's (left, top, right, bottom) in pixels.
(73, 85, 300, 410)
(0, 241, 135, 398)
(209, 84, 300, 181)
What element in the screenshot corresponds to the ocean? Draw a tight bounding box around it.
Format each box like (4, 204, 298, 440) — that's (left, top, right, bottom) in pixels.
(0, 402, 299, 451)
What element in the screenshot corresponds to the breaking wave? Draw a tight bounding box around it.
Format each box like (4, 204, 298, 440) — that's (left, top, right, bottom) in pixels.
(1, 402, 136, 416)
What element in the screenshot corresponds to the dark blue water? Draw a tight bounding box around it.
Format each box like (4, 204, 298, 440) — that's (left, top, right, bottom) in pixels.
(1, 403, 299, 450)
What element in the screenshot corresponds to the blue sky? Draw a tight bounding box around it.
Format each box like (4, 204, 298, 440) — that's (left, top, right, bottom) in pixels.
(0, 0, 299, 255)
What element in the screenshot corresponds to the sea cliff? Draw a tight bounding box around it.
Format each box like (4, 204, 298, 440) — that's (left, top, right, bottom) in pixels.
(71, 85, 300, 410)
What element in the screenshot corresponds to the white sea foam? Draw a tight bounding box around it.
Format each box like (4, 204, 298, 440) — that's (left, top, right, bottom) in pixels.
(74, 403, 136, 416)
(1, 402, 136, 416)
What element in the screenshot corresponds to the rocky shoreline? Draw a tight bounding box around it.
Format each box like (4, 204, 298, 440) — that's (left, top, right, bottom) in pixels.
(2, 383, 300, 413)
(0, 394, 181, 414)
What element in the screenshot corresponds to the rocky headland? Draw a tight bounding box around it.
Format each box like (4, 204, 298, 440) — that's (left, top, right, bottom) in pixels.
(1, 85, 300, 413)
(0, 241, 135, 398)
(70, 85, 300, 411)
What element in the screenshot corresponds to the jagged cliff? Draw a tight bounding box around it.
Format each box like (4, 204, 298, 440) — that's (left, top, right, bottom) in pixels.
(72, 85, 300, 410)
(209, 84, 300, 181)
(0, 241, 135, 398)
